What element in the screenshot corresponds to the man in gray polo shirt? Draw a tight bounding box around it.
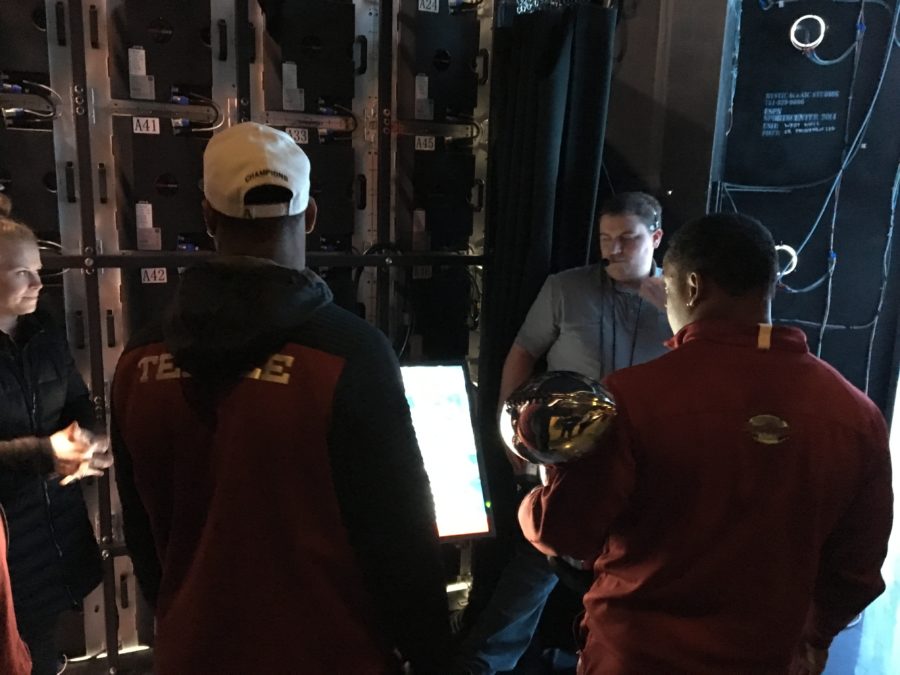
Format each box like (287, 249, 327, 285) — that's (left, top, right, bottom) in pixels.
(455, 192, 672, 674)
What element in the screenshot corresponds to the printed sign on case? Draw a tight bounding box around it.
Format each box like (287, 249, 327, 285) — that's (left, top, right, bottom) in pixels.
(418, 0, 440, 12)
(760, 90, 840, 139)
(133, 117, 160, 135)
(286, 128, 309, 144)
(415, 136, 436, 152)
(140, 268, 168, 284)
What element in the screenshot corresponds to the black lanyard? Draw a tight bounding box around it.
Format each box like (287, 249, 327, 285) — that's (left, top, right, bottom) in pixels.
(600, 281, 644, 377)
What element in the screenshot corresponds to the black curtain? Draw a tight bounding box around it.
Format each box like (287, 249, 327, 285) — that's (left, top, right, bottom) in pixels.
(472, 3, 617, 601)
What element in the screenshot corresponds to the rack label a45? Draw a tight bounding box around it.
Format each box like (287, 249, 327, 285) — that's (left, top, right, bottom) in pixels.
(415, 136, 436, 151)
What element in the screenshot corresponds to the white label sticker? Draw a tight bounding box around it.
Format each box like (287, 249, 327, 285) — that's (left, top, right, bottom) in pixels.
(283, 88, 305, 112)
(129, 74, 155, 100)
(415, 136, 436, 151)
(133, 116, 160, 134)
(136, 227, 162, 251)
(286, 127, 309, 144)
(414, 98, 434, 121)
(415, 74, 429, 99)
(128, 47, 146, 76)
(135, 201, 153, 228)
(282, 62, 299, 89)
(282, 62, 305, 111)
(418, 0, 440, 13)
(140, 268, 168, 284)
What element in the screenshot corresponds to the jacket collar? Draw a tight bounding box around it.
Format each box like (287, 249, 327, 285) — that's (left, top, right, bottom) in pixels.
(0, 311, 46, 351)
(665, 319, 809, 353)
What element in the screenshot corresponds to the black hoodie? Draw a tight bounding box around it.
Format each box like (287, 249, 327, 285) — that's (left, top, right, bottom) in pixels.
(112, 257, 450, 674)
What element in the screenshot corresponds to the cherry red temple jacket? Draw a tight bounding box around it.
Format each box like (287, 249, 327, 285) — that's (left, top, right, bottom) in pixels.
(520, 319, 892, 674)
(112, 258, 450, 675)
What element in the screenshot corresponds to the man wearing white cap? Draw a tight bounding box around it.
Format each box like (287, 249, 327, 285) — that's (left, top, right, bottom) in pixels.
(111, 122, 450, 674)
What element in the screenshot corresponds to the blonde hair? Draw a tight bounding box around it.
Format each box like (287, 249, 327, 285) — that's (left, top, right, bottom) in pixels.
(0, 193, 38, 247)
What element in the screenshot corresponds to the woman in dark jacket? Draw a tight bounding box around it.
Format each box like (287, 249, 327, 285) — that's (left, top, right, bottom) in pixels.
(0, 214, 103, 675)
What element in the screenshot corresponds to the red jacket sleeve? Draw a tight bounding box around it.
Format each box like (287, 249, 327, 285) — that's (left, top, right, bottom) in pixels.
(518, 408, 637, 561)
(0, 512, 32, 675)
(802, 411, 893, 648)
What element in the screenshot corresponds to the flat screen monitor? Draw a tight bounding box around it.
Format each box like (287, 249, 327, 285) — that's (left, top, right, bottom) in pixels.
(400, 363, 493, 541)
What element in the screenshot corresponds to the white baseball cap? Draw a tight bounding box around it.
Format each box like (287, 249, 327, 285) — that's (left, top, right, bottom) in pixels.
(203, 122, 311, 219)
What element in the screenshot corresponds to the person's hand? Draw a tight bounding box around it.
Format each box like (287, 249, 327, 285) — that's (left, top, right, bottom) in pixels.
(638, 276, 667, 311)
(50, 422, 92, 477)
(49, 422, 111, 485)
(787, 642, 828, 675)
